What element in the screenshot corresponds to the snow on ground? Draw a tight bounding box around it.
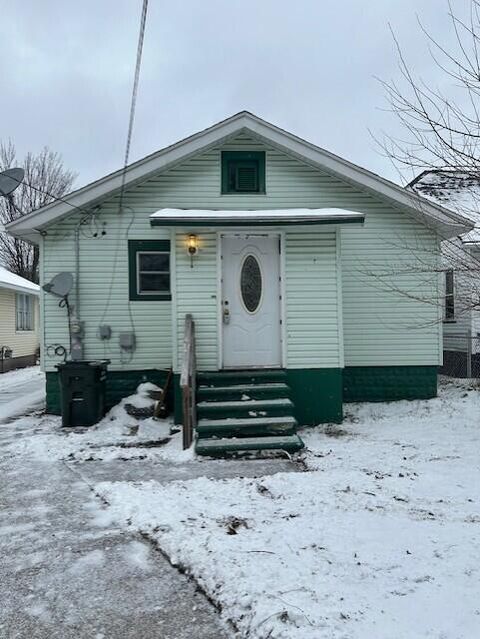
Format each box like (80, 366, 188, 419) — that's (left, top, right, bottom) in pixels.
(5, 381, 192, 462)
(0, 365, 43, 391)
(95, 378, 480, 639)
(0, 366, 45, 422)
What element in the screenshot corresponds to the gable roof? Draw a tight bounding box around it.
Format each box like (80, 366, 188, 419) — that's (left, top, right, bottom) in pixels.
(6, 111, 474, 241)
(0, 266, 39, 295)
(409, 169, 480, 244)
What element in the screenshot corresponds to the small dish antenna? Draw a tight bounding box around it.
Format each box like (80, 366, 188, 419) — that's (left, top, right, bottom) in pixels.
(0, 168, 25, 197)
(43, 272, 74, 299)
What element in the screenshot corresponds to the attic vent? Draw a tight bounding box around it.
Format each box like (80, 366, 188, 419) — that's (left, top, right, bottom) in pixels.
(235, 163, 258, 192)
(222, 151, 265, 194)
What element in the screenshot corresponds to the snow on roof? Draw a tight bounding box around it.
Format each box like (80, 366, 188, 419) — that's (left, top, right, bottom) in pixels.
(410, 170, 480, 243)
(150, 208, 365, 226)
(0, 266, 40, 295)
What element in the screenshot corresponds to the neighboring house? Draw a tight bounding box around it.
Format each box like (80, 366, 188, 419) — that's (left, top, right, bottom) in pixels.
(0, 266, 39, 373)
(410, 170, 480, 376)
(5, 112, 472, 453)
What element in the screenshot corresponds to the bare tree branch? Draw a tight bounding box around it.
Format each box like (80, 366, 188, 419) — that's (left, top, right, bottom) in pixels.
(0, 142, 76, 282)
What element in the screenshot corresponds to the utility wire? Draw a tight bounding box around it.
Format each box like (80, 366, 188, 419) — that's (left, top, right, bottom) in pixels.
(119, 0, 149, 212)
(5, 174, 92, 217)
(99, 0, 149, 330)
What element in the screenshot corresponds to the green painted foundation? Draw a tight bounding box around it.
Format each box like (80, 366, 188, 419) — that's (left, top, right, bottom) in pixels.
(46, 365, 438, 424)
(286, 368, 343, 425)
(45, 369, 171, 416)
(343, 365, 438, 402)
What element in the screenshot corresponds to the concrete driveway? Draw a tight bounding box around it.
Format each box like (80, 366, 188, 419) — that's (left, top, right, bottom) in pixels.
(0, 380, 298, 638)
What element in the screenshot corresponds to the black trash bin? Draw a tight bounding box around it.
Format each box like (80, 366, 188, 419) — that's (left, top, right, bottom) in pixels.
(57, 360, 109, 427)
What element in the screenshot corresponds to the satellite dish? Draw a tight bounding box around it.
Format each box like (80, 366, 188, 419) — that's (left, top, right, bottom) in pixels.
(43, 272, 74, 298)
(0, 168, 25, 197)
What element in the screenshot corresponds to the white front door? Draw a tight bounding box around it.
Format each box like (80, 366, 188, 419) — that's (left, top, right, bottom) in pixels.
(221, 234, 281, 368)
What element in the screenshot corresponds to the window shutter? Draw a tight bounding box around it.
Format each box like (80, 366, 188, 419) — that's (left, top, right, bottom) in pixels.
(235, 164, 258, 192)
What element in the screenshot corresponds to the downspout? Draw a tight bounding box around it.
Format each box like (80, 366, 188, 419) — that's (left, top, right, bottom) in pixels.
(70, 220, 85, 360)
(74, 223, 80, 320)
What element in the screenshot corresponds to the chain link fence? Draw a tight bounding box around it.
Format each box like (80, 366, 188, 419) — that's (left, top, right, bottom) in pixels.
(441, 334, 480, 378)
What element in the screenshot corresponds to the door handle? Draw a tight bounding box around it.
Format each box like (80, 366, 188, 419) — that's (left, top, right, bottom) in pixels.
(223, 300, 230, 324)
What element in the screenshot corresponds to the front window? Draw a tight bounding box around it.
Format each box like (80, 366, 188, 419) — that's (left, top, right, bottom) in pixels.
(128, 240, 171, 301)
(137, 252, 170, 295)
(445, 269, 455, 321)
(16, 293, 34, 331)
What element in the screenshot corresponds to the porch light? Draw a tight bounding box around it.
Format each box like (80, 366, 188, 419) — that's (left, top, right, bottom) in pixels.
(187, 234, 198, 267)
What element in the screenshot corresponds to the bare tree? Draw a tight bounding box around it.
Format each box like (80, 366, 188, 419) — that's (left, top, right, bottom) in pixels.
(378, 0, 480, 179)
(370, 0, 480, 323)
(0, 142, 76, 282)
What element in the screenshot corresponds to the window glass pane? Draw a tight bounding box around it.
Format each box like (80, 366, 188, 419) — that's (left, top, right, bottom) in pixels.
(139, 252, 169, 272)
(139, 273, 170, 293)
(445, 270, 455, 320)
(26, 296, 33, 329)
(240, 255, 262, 312)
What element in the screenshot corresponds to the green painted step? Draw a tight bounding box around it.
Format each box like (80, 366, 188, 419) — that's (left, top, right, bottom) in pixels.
(197, 415, 298, 438)
(197, 382, 291, 402)
(197, 397, 294, 420)
(198, 370, 287, 387)
(195, 433, 305, 456)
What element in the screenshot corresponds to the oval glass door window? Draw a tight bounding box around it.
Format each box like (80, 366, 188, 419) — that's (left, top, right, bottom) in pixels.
(240, 255, 262, 313)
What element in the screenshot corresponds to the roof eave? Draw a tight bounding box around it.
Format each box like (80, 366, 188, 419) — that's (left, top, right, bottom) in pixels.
(150, 216, 365, 228)
(0, 282, 39, 295)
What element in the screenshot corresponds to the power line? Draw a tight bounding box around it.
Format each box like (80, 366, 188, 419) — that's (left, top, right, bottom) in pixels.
(99, 0, 149, 329)
(119, 0, 149, 213)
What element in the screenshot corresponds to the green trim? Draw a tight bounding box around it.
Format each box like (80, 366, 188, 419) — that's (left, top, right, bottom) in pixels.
(150, 217, 364, 227)
(128, 239, 171, 301)
(46, 372, 61, 414)
(221, 151, 266, 194)
(286, 368, 343, 425)
(343, 366, 438, 402)
(46, 369, 171, 415)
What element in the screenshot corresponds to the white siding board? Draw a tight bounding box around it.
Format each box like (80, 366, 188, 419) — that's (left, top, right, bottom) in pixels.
(174, 232, 217, 372)
(285, 229, 341, 368)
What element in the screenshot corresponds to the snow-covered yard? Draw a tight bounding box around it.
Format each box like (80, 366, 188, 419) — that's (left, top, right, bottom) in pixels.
(92, 379, 480, 639)
(3, 375, 480, 637)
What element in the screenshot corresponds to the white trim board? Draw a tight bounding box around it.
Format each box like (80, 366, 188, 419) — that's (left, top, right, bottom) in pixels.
(6, 111, 473, 241)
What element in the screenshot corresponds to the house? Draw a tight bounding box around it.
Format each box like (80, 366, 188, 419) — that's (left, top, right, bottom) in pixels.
(0, 266, 39, 373)
(410, 170, 480, 377)
(5, 112, 473, 453)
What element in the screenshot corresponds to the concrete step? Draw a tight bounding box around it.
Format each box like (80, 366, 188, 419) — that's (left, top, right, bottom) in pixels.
(195, 433, 305, 456)
(197, 382, 291, 402)
(197, 415, 298, 438)
(197, 397, 294, 420)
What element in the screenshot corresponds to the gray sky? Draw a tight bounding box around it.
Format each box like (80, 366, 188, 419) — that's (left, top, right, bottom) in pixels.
(0, 0, 466, 189)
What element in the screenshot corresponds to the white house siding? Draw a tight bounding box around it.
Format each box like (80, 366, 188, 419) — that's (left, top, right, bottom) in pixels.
(0, 288, 39, 359)
(285, 230, 341, 368)
(42, 218, 172, 373)
(41, 132, 441, 372)
(174, 231, 218, 371)
(342, 215, 441, 366)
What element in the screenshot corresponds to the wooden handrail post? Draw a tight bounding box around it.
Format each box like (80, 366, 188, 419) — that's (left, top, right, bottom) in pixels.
(180, 314, 196, 449)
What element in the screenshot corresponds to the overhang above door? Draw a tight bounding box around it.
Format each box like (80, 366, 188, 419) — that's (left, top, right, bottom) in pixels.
(150, 208, 365, 227)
